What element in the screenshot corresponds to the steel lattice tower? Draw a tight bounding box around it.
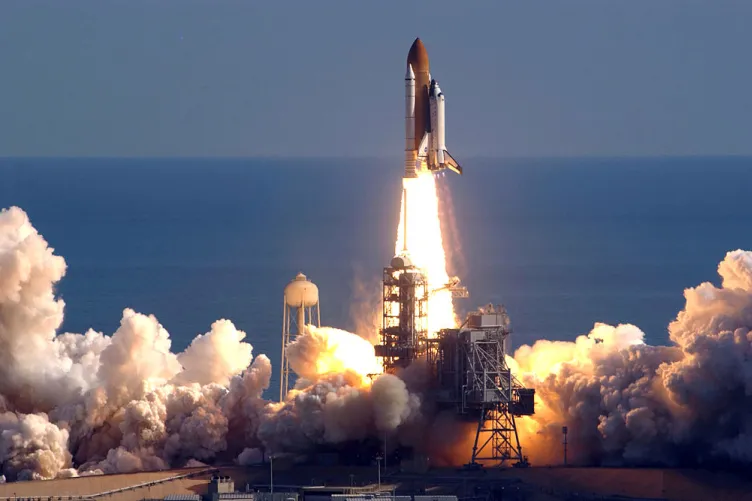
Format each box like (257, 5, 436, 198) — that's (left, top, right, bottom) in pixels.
(375, 254, 429, 373)
(433, 305, 535, 467)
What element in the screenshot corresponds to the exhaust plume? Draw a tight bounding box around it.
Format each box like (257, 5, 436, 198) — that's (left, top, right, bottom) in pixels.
(396, 173, 457, 333)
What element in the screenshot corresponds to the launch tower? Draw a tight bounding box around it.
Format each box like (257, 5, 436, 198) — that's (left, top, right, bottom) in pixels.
(280, 272, 321, 401)
(431, 305, 535, 467)
(372, 37, 531, 468)
(374, 254, 429, 373)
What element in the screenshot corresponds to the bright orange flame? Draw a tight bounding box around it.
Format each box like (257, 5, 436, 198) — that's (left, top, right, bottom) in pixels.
(395, 172, 457, 335)
(307, 326, 382, 385)
(286, 325, 382, 392)
(314, 330, 382, 380)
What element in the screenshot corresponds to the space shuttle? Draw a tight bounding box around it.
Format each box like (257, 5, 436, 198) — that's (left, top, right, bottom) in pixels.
(404, 38, 462, 178)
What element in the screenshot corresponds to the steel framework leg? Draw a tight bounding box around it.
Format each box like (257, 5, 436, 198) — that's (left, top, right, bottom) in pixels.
(470, 405, 525, 467)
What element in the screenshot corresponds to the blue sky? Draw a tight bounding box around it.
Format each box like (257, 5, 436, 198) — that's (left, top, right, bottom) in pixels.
(1, 1, 751, 158)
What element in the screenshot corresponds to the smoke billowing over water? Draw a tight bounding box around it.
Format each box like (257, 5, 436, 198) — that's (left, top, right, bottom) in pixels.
(513, 250, 752, 466)
(3, 204, 752, 480)
(0, 206, 437, 481)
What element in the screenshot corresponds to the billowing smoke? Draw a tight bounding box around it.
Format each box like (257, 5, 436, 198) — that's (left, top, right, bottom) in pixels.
(6, 202, 752, 479)
(0, 412, 74, 480)
(174, 320, 254, 387)
(513, 249, 752, 466)
(255, 326, 419, 454)
(0, 206, 428, 480)
(349, 270, 382, 344)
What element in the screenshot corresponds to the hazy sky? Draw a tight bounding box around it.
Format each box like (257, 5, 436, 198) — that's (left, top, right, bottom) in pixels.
(2, 1, 751, 158)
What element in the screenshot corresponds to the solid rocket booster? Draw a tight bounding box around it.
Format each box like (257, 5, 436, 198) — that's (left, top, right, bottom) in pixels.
(405, 65, 416, 178)
(404, 38, 462, 178)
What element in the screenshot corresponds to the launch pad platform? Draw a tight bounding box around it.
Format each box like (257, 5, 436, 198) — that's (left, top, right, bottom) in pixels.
(374, 253, 535, 468)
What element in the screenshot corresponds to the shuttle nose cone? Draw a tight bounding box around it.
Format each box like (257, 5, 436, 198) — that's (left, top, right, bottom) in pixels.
(407, 38, 429, 72)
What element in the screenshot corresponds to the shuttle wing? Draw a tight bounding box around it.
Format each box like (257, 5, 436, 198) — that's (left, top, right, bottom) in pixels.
(443, 150, 462, 175)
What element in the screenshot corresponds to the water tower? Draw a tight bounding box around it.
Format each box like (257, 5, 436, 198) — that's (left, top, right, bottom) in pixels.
(280, 272, 321, 401)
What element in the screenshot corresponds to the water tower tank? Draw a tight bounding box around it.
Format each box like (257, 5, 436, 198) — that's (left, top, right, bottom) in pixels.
(284, 273, 319, 307)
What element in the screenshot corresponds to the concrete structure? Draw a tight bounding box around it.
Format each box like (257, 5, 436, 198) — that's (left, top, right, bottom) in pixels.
(208, 476, 235, 501)
(280, 272, 321, 401)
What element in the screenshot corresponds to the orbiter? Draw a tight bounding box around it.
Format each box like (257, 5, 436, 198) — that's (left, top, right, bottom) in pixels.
(404, 38, 462, 178)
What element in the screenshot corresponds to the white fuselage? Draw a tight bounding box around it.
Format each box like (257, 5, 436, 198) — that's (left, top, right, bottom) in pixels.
(404, 65, 462, 178)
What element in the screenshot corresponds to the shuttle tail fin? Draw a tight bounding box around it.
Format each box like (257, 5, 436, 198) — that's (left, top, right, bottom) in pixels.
(415, 133, 430, 171)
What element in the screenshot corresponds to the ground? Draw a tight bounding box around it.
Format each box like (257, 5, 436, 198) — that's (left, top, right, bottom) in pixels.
(1, 465, 752, 501)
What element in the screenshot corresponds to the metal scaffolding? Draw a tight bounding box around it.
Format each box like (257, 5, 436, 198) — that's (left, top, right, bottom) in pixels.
(375, 254, 429, 374)
(433, 304, 535, 467)
(471, 406, 523, 466)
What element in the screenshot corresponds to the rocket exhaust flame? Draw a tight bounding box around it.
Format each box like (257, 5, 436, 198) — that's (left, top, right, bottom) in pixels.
(395, 173, 458, 335)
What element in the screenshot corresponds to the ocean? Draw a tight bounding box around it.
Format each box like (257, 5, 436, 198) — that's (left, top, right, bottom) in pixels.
(2, 157, 751, 394)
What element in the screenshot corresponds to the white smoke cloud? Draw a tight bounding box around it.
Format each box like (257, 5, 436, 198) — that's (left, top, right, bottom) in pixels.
(371, 374, 420, 432)
(163, 385, 229, 463)
(349, 269, 382, 344)
(174, 319, 254, 387)
(0, 207, 96, 412)
(5, 204, 752, 479)
(236, 447, 263, 465)
(514, 250, 752, 466)
(256, 371, 371, 452)
(0, 412, 72, 480)
(98, 309, 183, 398)
(0, 205, 445, 480)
